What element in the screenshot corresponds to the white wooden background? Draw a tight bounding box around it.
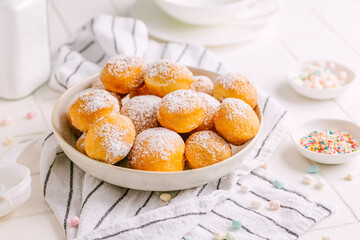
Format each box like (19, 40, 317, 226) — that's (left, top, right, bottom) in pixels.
(1, 0, 360, 239)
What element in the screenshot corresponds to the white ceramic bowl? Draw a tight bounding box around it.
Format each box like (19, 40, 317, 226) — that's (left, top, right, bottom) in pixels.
(51, 67, 263, 191)
(154, 0, 281, 26)
(288, 60, 356, 100)
(292, 118, 360, 164)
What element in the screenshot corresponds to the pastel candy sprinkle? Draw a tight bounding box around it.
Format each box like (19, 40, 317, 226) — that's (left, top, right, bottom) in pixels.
(302, 175, 313, 185)
(26, 111, 37, 119)
(347, 172, 356, 181)
(70, 216, 80, 226)
(294, 61, 347, 89)
(1, 116, 13, 126)
(184, 238, 192, 240)
(251, 200, 262, 209)
(232, 219, 242, 230)
(308, 165, 319, 174)
(300, 129, 359, 155)
(3, 136, 13, 146)
(260, 162, 268, 169)
(322, 236, 332, 240)
(316, 178, 326, 189)
(240, 184, 250, 193)
(273, 180, 283, 189)
(269, 200, 280, 210)
(225, 232, 236, 240)
(159, 193, 172, 202)
(213, 232, 225, 240)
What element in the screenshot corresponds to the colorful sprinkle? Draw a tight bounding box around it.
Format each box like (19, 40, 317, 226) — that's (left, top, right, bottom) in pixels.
(302, 175, 313, 185)
(260, 162, 268, 169)
(213, 232, 225, 240)
(232, 219, 242, 230)
(69, 216, 80, 226)
(1, 116, 13, 126)
(322, 236, 332, 240)
(346, 172, 356, 181)
(240, 184, 250, 194)
(293, 61, 348, 89)
(273, 180, 284, 189)
(225, 232, 236, 240)
(308, 165, 319, 174)
(159, 193, 172, 202)
(269, 200, 280, 210)
(3, 136, 13, 146)
(300, 129, 359, 154)
(26, 111, 37, 119)
(184, 237, 192, 240)
(251, 200, 262, 209)
(316, 178, 326, 189)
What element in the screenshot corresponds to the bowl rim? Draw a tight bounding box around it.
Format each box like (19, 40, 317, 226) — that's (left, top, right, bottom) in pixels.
(287, 59, 357, 93)
(291, 118, 360, 158)
(155, 0, 249, 10)
(51, 67, 263, 176)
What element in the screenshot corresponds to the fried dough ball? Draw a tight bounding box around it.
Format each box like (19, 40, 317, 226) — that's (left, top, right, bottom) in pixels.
(67, 89, 120, 132)
(129, 84, 151, 98)
(120, 95, 162, 134)
(193, 92, 220, 132)
(157, 90, 205, 133)
(185, 131, 232, 169)
(213, 73, 257, 108)
(91, 78, 105, 89)
(76, 132, 87, 154)
(100, 55, 146, 94)
(85, 114, 136, 164)
(129, 128, 185, 171)
(191, 75, 214, 95)
(144, 60, 194, 97)
(214, 98, 260, 146)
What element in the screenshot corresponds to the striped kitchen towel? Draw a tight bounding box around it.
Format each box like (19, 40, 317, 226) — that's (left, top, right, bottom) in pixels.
(41, 15, 334, 239)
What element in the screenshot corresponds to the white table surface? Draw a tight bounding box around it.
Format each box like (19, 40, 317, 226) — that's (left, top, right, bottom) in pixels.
(1, 0, 360, 239)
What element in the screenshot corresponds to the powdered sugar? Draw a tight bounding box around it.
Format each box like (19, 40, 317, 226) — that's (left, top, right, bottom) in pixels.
(191, 75, 214, 95)
(91, 78, 105, 89)
(106, 55, 146, 77)
(94, 122, 132, 160)
(221, 98, 248, 121)
(160, 89, 204, 114)
(120, 95, 162, 133)
(196, 92, 220, 130)
(215, 72, 250, 90)
(146, 60, 192, 84)
(130, 127, 184, 164)
(71, 89, 119, 114)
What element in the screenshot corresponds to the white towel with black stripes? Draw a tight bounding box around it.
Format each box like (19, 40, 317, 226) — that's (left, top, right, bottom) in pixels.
(41, 15, 334, 240)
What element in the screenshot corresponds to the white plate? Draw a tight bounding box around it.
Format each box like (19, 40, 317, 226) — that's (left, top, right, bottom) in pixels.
(130, 0, 273, 46)
(51, 67, 263, 191)
(291, 118, 360, 164)
(288, 60, 356, 100)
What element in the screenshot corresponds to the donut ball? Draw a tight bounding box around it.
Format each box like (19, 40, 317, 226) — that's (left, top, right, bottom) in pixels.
(213, 73, 257, 108)
(144, 60, 194, 97)
(157, 90, 205, 133)
(76, 132, 87, 154)
(120, 95, 162, 133)
(67, 89, 120, 132)
(185, 131, 232, 169)
(129, 128, 185, 171)
(91, 78, 105, 89)
(129, 84, 151, 98)
(214, 98, 260, 146)
(191, 75, 214, 95)
(85, 114, 136, 164)
(193, 92, 220, 132)
(100, 55, 146, 94)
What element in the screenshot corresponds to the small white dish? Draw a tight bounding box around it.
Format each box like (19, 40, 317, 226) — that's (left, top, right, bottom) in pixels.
(52, 67, 263, 191)
(288, 60, 356, 100)
(131, 0, 273, 46)
(0, 138, 36, 217)
(291, 118, 360, 164)
(154, 0, 282, 26)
